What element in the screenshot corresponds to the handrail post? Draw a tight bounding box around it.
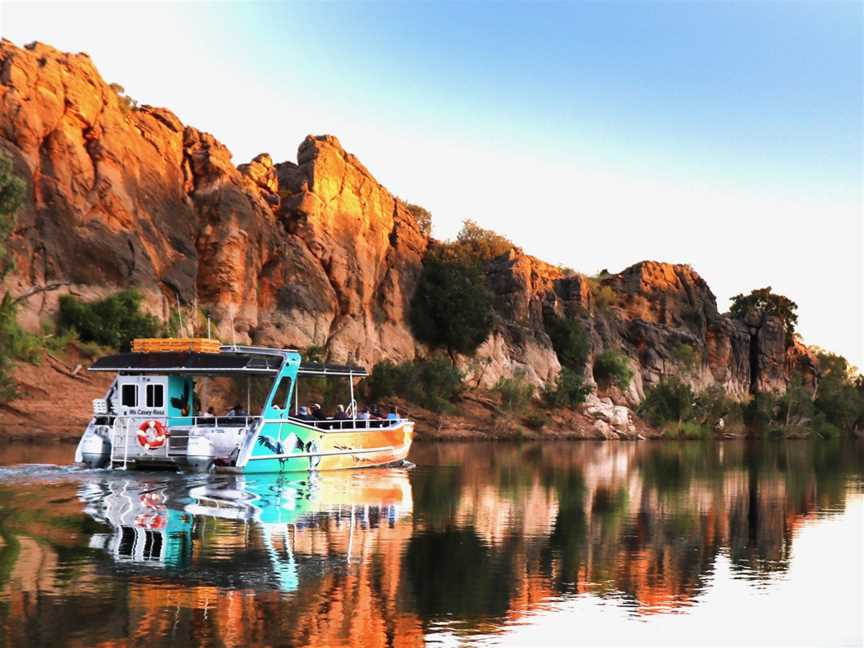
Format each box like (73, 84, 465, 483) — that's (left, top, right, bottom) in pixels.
(122, 417, 130, 470)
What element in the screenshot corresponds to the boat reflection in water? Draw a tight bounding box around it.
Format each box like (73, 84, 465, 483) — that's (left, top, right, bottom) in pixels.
(78, 468, 412, 592)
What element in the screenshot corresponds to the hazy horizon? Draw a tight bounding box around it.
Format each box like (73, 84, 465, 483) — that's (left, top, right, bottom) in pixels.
(1, 1, 861, 367)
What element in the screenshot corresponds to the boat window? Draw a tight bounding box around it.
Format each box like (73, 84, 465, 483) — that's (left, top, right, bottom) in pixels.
(270, 376, 292, 410)
(121, 384, 138, 407)
(146, 383, 164, 408)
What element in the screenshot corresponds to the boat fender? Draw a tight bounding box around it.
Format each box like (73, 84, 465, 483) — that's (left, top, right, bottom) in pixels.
(137, 420, 168, 450)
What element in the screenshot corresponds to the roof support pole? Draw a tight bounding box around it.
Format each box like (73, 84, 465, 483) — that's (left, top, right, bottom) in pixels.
(349, 372, 356, 424)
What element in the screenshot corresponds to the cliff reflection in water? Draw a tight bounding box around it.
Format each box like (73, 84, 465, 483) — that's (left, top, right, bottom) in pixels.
(0, 441, 861, 646)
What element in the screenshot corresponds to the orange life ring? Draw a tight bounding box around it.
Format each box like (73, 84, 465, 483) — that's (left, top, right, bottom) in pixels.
(139, 492, 165, 509)
(134, 512, 166, 530)
(137, 420, 168, 450)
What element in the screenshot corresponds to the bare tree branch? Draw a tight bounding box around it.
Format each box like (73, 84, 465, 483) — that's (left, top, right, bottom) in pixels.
(11, 282, 70, 305)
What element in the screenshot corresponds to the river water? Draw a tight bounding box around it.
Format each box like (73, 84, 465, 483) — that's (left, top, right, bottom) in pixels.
(0, 440, 861, 647)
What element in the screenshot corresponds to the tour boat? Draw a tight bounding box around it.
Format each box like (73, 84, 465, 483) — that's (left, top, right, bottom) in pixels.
(74, 339, 414, 473)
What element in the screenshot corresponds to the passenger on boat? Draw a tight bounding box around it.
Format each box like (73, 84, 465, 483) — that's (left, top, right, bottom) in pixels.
(387, 406, 399, 421)
(227, 403, 246, 417)
(334, 404, 349, 420)
(358, 406, 371, 421)
(295, 405, 313, 421)
(201, 408, 215, 418)
(369, 403, 384, 419)
(311, 403, 325, 420)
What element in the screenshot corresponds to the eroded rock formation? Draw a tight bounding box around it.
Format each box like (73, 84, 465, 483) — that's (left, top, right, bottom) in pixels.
(0, 39, 815, 400)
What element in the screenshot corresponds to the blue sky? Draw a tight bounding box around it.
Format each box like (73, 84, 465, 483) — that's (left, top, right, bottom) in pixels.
(2, 1, 862, 366)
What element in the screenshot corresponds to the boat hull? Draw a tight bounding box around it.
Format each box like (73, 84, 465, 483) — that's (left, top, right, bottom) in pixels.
(241, 420, 414, 474)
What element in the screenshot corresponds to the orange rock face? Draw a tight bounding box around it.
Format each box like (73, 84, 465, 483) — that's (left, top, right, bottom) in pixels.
(0, 40, 813, 397)
(0, 40, 428, 368)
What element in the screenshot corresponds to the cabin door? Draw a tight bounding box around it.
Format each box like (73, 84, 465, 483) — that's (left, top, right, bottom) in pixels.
(117, 376, 168, 419)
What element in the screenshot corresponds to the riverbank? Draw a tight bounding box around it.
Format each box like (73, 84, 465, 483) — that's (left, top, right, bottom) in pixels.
(2, 345, 845, 443)
(0, 346, 112, 441)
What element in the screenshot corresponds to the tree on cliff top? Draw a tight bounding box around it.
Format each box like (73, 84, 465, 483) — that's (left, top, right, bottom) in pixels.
(410, 249, 494, 357)
(432, 220, 514, 266)
(730, 287, 798, 338)
(399, 200, 432, 237)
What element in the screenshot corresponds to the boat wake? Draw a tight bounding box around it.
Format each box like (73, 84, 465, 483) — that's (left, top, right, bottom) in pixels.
(0, 463, 107, 482)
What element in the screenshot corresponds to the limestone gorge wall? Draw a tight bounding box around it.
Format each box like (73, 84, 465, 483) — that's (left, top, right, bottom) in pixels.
(0, 40, 814, 400)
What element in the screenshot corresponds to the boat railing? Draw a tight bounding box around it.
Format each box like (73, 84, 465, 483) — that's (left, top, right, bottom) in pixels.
(284, 416, 407, 431)
(169, 415, 262, 429)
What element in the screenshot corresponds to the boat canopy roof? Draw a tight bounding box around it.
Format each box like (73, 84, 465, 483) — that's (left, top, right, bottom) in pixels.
(89, 351, 283, 374)
(89, 351, 369, 377)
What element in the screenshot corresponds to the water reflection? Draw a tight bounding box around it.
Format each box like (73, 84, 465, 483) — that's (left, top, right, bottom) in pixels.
(0, 441, 861, 646)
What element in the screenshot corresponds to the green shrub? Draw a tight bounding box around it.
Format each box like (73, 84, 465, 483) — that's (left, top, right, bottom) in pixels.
(812, 415, 842, 439)
(592, 349, 633, 390)
(523, 413, 546, 430)
(667, 420, 710, 439)
(671, 343, 700, 376)
(303, 345, 326, 363)
(743, 392, 781, 429)
(543, 368, 590, 408)
(364, 357, 463, 413)
(58, 290, 160, 351)
(543, 309, 589, 371)
(365, 360, 403, 401)
(638, 377, 695, 426)
(0, 152, 24, 279)
(495, 371, 534, 412)
(109, 82, 138, 113)
(693, 385, 743, 429)
(0, 152, 26, 402)
(410, 254, 494, 356)
(587, 276, 619, 312)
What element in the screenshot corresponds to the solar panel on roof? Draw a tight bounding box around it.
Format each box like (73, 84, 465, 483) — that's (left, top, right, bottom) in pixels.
(89, 352, 283, 373)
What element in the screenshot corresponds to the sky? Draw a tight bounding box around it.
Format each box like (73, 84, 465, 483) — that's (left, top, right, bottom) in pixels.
(1, 1, 862, 367)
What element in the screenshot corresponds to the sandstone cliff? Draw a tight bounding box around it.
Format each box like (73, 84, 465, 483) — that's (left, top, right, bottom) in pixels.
(0, 40, 427, 368)
(0, 40, 815, 402)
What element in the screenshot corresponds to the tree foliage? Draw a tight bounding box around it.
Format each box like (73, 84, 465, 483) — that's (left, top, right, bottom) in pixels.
(543, 367, 591, 408)
(671, 342, 700, 376)
(364, 357, 464, 413)
(109, 82, 138, 112)
(410, 252, 494, 356)
(814, 352, 864, 434)
(730, 287, 799, 338)
(592, 349, 633, 390)
(400, 200, 432, 237)
(638, 377, 695, 426)
(0, 152, 25, 401)
(58, 290, 160, 351)
(543, 308, 589, 371)
(0, 153, 25, 279)
(495, 370, 535, 412)
(447, 219, 513, 264)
